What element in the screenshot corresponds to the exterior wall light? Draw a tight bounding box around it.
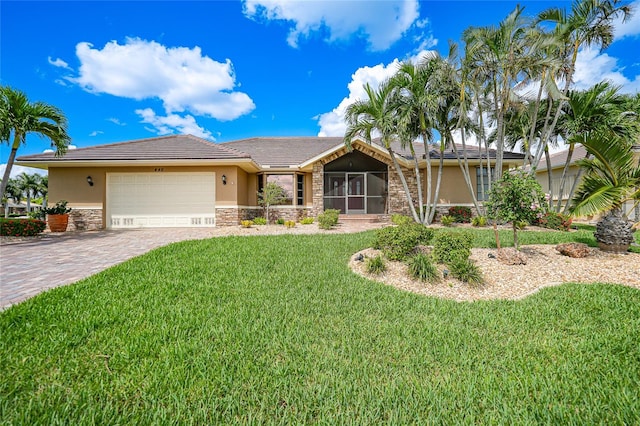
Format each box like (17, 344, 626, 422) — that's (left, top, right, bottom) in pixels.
(87, 176, 94, 186)
(222, 174, 227, 185)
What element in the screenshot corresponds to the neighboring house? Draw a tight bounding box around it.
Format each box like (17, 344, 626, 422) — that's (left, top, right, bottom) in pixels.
(16, 135, 525, 230)
(534, 144, 640, 221)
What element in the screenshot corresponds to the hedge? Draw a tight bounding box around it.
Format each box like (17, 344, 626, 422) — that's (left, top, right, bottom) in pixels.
(0, 218, 47, 237)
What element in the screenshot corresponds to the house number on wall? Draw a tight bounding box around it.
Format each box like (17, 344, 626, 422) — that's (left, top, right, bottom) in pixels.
(154, 168, 164, 172)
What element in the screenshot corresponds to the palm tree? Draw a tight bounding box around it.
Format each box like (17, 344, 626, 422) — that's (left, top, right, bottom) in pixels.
(0, 86, 70, 203)
(555, 82, 636, 212)
(344, 82, 420, 222)
(531, 0, 633, 171)
(37, 175, 49, 209)
(570, 131, 640, 252)
(16, 172, 40, 213)
(2, 178, 22, 218)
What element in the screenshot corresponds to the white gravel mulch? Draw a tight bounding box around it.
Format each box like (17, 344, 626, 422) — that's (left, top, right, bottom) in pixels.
(350, 245, 640, 302)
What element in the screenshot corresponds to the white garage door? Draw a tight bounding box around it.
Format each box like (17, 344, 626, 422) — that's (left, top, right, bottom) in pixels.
(106, 172, 216, 228)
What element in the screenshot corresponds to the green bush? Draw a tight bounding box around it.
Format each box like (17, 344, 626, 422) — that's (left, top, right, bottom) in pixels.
(440, 215, 455, 227)
(0, 218, 47, 237)
(391, 214, 413, 226)
(433, 231, 473, 265)
(471, 216, 487, 227)
(253, 217, 267, 225)
(365, 255, 386, 274)
(536, 212, 573, 231)
(300, 217, 314, 225)
(449, 258, 483, 285)
(318, 209, 340, 230)
(407, 254, 440, 282)
(448, 206, 472, 223)
(275, 218, 285, 225)
(241, 220, 253, 228)
(374, 223, 434, 261)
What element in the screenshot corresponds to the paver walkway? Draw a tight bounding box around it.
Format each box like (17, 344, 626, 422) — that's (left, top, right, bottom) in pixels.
(0, 222, 385, 310)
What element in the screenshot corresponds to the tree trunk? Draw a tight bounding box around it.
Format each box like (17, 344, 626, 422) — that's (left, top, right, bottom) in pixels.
(512, 222, 519, 251)
(423, 132, 433, 224)
(562, 153, 591, 214)
(428, 147, 445, 224)
(388, 148, 419, 222)
(555, 142, 575, 212)
(545, 146, 553, 204)
(450, 129, 482, 216)
(0, 134, 21, 202)
(595, 207, 634, 253)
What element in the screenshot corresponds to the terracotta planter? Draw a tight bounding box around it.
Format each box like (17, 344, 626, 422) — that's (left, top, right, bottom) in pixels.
(48, 214, 69, 232)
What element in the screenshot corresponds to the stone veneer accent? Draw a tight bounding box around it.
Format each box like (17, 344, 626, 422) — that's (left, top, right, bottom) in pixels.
(66, 209, 103, 231)
(312, 144, 419, 217)
(216, 207, 312, 226)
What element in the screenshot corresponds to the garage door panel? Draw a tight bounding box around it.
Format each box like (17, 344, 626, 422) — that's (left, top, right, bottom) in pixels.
(107, 172, 216, 228)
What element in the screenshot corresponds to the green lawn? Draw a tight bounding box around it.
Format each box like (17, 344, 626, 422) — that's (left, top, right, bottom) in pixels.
(1, 230, 639, 424)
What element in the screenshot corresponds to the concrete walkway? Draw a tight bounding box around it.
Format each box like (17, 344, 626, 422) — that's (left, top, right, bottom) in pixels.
(0, 222, 385, 310)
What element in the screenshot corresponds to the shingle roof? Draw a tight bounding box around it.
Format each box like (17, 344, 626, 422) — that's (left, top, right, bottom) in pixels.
(535, 145, 587, 171)
(16, 134, 250, 162)
(221, 137, 343, 167)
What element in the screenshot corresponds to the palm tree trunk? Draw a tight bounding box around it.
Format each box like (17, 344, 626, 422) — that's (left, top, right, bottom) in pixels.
(423, 132, 433, 224)
(562, 153, 591, 214)
(555, 142, 575, 212)
(0, 135, 21, 201)
(388, 148, 419, 222)
(409, 144, 425, 223)
(450, 129, 482, 216)
(428, 145, 445, 224)
(544, 146, 553, 203)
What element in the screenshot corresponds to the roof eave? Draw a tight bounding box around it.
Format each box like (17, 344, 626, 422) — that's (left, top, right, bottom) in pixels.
(16, 158, 261, 172)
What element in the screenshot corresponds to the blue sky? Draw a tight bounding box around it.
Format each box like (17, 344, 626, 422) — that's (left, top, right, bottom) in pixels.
(2, 0, 639, 177)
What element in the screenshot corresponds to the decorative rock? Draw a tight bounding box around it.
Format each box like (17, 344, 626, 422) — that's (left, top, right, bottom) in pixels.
(354, 253, 364, 262)
(555, 242, 591, 258)
(488, 253, 496, 259)
(496, 248, 527, 265)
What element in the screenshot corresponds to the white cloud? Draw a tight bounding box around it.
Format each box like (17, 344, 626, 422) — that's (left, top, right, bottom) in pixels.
(107, 117, 125, 126)
(614, 0, 640, 40)
(316, 50, 434, 136)
(136, 108, 214, 140)
(243, 0, 420, 50)
(48, 56, 71, 70)
(574, 47, 640, 93)
(89, 130, 103, 137)
(0, 164, 48, 179)
(70, 38, 255, 121)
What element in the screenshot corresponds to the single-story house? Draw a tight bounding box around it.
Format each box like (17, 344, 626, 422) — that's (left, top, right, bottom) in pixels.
(534, 143, 640, 221)
(16, 135, 525, 230)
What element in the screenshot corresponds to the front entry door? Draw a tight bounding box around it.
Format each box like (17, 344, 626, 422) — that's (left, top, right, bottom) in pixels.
(347, 173, 365, 214)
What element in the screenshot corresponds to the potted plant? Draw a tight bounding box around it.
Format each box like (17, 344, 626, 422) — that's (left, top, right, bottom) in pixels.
(44, 200, 72, 232)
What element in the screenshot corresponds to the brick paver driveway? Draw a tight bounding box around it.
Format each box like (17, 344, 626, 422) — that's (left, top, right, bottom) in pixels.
(0, 222, 384, 309)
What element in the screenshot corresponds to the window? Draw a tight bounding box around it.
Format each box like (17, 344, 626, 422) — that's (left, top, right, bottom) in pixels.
(296, 174, 304, 206)
(476, 167, 492, 201)
(260, 174, 294, 205)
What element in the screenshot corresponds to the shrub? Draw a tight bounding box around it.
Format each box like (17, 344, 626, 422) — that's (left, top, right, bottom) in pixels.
(449, 258, 484, 285)
(241, 220, 253, 228)
(253, 217, 267, 225)
(516, 220, 528, 230)
(536, 212, 572, 231)
(300, 217, 314, 225)
(440, 215, 455, 227)
(407, 254, 440, 282)
(432, 231, 473, 265)
(0, 218, 47, 237)
(448, 206, 472, 223)
(318, 209, 340, 230)
(44, 200, 71, 215)
(471, 216, 487, 227)
(374, 223, 434, 261)
(365, 255, 386, 274)
(276, 218, 285, 225)
(391, 214, 413, 226)
(284, 220, 296, 228)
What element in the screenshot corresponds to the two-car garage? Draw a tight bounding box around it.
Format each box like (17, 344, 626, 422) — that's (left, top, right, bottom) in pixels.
(106, 172, 216, 228)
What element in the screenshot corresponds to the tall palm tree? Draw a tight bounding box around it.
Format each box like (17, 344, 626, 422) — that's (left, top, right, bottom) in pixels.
(344, 82, 420, 222)
(531, 0, 633, 171)
(570, 131, 640, 252)
(37, 175, 49, 209)
(0, 86, 70, 202)
(2, 178, 22, 218)
(555, 82, 636, 212)
(16, 172, 40, 213)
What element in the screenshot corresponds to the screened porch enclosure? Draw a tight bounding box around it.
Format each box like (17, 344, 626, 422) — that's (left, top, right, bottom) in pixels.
(322, 151, 388, 214)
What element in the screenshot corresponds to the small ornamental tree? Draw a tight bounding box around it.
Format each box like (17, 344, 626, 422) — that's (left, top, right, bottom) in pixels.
(257, 182, 287, 224)
(485, 170, 546, 250)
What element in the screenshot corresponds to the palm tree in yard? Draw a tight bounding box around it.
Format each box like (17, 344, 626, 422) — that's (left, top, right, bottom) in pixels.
(344, 81, 421, 222)
(570, 131, 640, 252)
(2, 178, 22, 218)
(16, 172, 40, 213)
(531, 0, 633, 170)
(0, 86, 70, 203)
